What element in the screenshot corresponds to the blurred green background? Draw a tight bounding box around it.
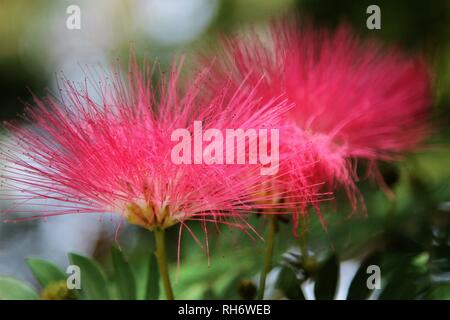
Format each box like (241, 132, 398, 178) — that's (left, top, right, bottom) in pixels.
(0, 0, 449, 300)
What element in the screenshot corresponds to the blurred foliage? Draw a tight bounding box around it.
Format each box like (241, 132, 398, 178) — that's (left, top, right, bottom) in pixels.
(0, 246, 160, 300)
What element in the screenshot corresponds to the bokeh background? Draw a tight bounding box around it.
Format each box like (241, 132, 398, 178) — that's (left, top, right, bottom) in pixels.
(0, 0, 449, 299)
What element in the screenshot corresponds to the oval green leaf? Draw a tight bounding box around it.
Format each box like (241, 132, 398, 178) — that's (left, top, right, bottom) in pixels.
(111, 246, 136, 300)
(0, 276, 38, 300)
(132, 251, 160, 300)
(26, 258, 66, 288)
(68, 252, 110, 300)
(314, 255, 339, 300)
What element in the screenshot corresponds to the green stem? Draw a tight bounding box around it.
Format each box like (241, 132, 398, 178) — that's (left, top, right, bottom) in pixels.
(298, 219, 309, 261)
(257, 215, 277, 300)
(154, 228, 174, 300)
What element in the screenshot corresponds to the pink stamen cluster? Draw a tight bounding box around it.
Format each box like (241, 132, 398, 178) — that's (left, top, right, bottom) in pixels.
(205, 20, 431, 214)
(0, 55, 318, 239)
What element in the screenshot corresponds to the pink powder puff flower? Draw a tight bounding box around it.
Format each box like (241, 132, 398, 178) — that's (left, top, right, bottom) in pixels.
(205, 20, 432, 212)
(0, 55, 321, 244)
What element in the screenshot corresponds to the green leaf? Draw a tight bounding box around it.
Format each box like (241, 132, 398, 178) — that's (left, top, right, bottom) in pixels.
(377, 252, 430, 299)
(425, 283, 450, 299)
(314, 255, 339, 300)
(347, 253, 381, 300)
(144, 253, 160, 300)
(68, 252, 110, 300)
(378, 268, 426, 299)
(132, 250, 160, 300)
(276, 266, 305, 300)
(26, 258, 66, 288)
(0, 276, 38, 300)
(111, 247, 136, 300)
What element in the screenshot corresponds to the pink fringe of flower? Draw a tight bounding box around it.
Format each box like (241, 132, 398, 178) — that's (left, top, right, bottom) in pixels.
(203, 19, 432, 218)
(0, 53, 325, 254)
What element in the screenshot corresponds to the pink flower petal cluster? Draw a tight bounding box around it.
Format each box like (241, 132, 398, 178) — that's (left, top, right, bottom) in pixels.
(205, 20, 432, 213)
(0, 56, 317, 237)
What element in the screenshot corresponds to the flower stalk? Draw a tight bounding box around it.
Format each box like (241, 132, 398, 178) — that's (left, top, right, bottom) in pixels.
(257, 214, 277, 300)
(154, 228, 174, 300)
